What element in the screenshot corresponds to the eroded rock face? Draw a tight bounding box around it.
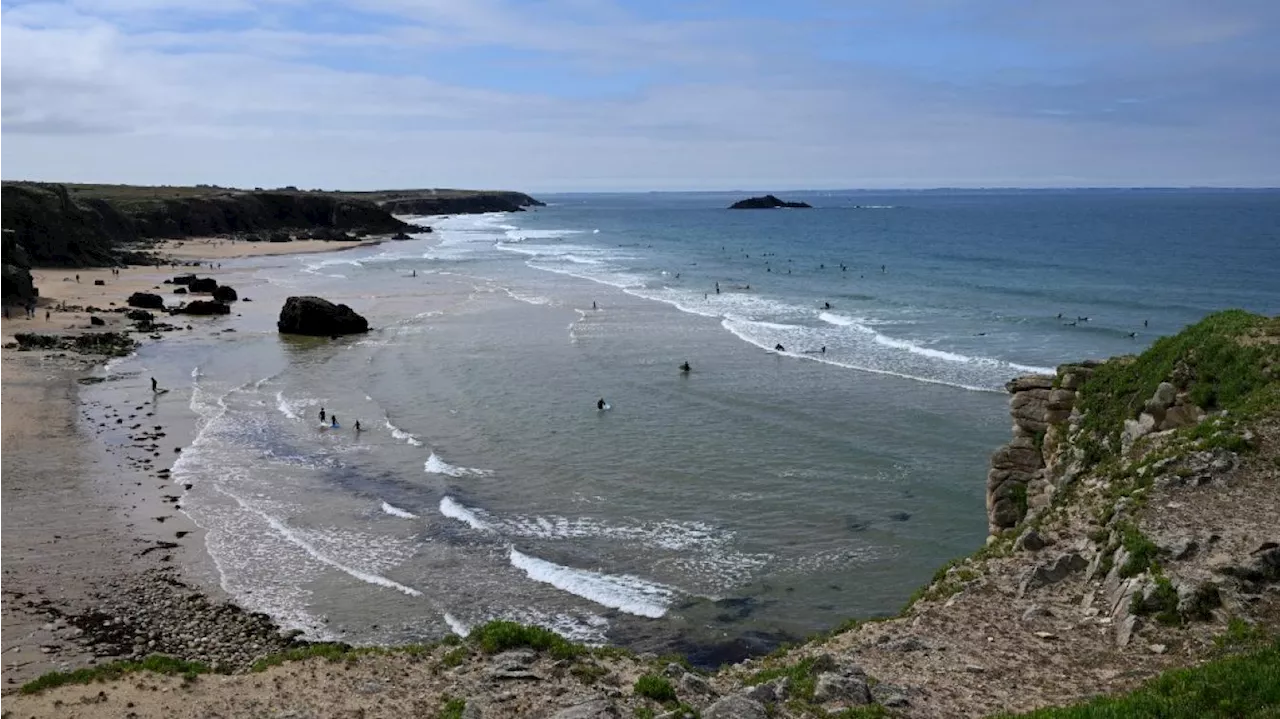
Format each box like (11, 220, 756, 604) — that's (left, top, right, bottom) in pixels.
(212, 285, 238, 302)
(277, 296, 369, 336)
(174, 300, 231, 316)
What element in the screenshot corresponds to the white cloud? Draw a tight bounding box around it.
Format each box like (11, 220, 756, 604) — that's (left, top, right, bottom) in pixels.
(2, 0, 1278, 188)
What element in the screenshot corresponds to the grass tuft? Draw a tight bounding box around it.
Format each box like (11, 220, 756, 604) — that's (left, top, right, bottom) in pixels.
(466, 620, 585, 660)
(633, 673, 678, 702)
(20, 655, 211, 695)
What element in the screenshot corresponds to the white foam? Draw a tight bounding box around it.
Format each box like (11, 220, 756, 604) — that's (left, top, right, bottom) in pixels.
(385, 419, 424, 446)
(438, 496, 492, 531)
(443, 612, 469, 636)
(275, 391, 299, 420)
(226, 492, 422, 596)
(380, 501, 417, 519)
(425, 452, 491, 477)
(508, 548, 675, 618)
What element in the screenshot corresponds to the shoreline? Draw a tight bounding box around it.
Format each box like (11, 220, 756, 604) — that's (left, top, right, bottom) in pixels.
(1, 235, 395, 689)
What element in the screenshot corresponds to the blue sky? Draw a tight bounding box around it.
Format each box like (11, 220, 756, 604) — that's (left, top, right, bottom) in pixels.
(3, 0, 1278, 190)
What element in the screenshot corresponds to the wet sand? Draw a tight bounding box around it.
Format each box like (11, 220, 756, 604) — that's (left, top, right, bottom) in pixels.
(1, 237, 381, 691)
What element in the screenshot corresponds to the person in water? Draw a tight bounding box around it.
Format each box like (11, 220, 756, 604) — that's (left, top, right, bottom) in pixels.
(592, 301, 597, 310)
(354, 420, 362, 432)
(151, 377, 158, 392)
(823, 301, 831, 309)
(597, 398, 606, 410)
(319, 407, 326, 423)
(679, 361, 691, 372)
(775, 343, 786, 352)
(331, 415, 338, 428)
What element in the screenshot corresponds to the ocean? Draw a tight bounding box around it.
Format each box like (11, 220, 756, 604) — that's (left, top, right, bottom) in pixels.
(88, 189, 1280, 664)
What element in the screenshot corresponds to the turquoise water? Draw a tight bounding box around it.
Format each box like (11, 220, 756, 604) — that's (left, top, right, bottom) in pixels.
(93, 189, 1280, 664)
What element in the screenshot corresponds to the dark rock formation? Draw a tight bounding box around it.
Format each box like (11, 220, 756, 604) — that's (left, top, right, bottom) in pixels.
(189, 277, 218, 293)
(174, 300, 231, 316)
(2, 230, 37, 306)
(171, 274, 197, 285)
(126, 309, 155, 322)
(173, 287, 188, 295)
(0, 184, 139, 267)
(729, 195, 812, 209)
(391, 231, 412, 240)
(212, 285, 238, 302)
(127, 292, 165, 310)
(277, 296, 369, 336)
(90, 316, 106, 326)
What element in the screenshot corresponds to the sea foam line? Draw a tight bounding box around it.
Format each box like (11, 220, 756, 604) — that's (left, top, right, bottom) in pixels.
(425, 452, 491, 477)
(385, 419, 424, 446)
(439, 496, 492, 531)
(508, 548, 675, 618)
(381, 502, 417, 519)
(225, 491, 422, 597)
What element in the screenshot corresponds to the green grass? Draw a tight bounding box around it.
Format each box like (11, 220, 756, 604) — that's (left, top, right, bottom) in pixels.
(440, 646, 470, 668)
(633, 673, 678, 702)
(1075, 310, 1279, 467)
(467, 620, 586, 660)
(439, 697, 466, 719)
(746, 656, 823, 702)
(570, 661, 609, 685)
(1130, 572, 1181, 626)
(249, 642, 362, 672)
(634, 708, 657, 719)
(19, 655, 210, 695)
(834, 707, 891, 718)
(990, 641, 1280, 718)
(1118, 523, 1160, 578)
(1214, 618, 1272, 655)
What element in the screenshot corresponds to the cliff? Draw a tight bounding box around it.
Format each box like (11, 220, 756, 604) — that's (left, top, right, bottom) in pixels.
(7, 312, 1278, 718)
(0, 183, 545, 278)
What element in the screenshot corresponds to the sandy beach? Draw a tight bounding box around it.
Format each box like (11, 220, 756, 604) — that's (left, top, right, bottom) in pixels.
(1, 237, 384, 690)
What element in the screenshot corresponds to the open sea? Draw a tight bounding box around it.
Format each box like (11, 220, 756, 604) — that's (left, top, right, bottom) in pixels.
(88, 189, 1280, 664)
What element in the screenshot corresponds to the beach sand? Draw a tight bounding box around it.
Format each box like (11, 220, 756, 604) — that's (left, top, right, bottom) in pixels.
(1, 237, 384, 690)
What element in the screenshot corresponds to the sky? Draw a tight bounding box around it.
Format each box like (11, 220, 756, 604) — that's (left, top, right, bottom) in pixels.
(2, 0, 1279, 191)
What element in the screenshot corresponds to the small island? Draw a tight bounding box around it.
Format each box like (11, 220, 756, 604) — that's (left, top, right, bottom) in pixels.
(728, 194, 812, 209)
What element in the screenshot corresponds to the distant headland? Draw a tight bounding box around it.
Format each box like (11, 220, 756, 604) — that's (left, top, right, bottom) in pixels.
(728, 194, 812, 209)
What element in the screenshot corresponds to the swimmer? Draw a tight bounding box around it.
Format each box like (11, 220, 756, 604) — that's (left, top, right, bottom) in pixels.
(319, 407, 326, 423)
(679, 361, 691, 373)
(355, 420, 362, 432)
(331, 415, 338, 428)
(597, 398, 606, 410)
(775, 343, 786, 352)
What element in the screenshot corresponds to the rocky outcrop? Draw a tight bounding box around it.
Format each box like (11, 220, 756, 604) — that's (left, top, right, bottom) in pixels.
(127, 292, 165, 310)
(1121, 381, 1206, 451)
(2, 229, 37, 305)
(189, 277, 218, 293)
(277, 296, 369, 336)
(986, 363, 1100, 532)
(729, 195, 812, 209)
(212, 285, 238, 302)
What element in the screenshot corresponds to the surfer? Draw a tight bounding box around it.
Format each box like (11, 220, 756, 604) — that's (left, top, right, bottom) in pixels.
(411, 270, 416, 277)
(823, 301, 831, 310)
(151, 377, 158, 393)
(679, 361, 691, 373)
(331, 415, 338, 428)
(592, 301, 597, 310)
(597, 398, 606, 410)
(775, 343, 786, 352)
(354, 420, 362, 432)
(319, 407, 326, 423)
(715, 282, 720, 295)
(1144, 319, 1149, 327)
(821, 346, 826, 353)
(1128, 332, 1137, 339)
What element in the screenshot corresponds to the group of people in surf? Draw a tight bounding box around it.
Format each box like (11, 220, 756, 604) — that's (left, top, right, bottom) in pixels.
(319, 406, 361, 433)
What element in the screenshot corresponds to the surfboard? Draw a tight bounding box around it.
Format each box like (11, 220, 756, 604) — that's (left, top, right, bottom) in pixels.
(153, 388, 170, 395)
(597, 404, 612, 411)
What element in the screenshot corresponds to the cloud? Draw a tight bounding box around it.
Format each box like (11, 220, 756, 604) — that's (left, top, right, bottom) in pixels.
(2, 0, 1278, 189)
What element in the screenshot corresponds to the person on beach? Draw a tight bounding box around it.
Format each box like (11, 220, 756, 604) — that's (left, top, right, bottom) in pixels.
(151, 377, 158, 392)
(319, 407, 326, 423)
(597, 398, 606, 410)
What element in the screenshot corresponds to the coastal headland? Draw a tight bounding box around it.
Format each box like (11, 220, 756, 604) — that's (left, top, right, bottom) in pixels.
(1, 185, 1276, 718)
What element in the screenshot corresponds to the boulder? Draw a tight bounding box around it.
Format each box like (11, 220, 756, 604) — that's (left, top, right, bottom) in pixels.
(702, 695, 767, 719)
(812, 672, 871, 705)
(391, 231, 412, 240)
(126, 309, 155, 322)
(90, 316, 106, 326)
(277, 296, 369, 336)
(1151, 382, 1178, 409)
(93, 279, 105, 286)
(189, 277, 218, 293)
(212, 285, 238, 302)
(743, 676, 790, 704)
(175, 301, 231, 316)
(1019, 553, 1088, 596)
(1016, 528, 1050, 552)
(728, 195, 812, 209)
(127, 292, 166, 310)
(171, 274, 198, 285)
(173, 287, 188, 295)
